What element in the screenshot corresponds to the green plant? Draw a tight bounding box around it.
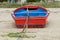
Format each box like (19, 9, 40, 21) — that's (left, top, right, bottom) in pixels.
(26, 0, 40, 3)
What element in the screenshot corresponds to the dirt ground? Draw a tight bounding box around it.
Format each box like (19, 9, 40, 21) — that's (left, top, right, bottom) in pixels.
(0, 8, 60, 40)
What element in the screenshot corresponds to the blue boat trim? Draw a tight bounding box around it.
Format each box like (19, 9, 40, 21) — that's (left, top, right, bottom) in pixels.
(14, 8, 47, 17)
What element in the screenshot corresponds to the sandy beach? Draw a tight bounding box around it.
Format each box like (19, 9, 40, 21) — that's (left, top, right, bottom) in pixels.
(0, 8, 60, 40)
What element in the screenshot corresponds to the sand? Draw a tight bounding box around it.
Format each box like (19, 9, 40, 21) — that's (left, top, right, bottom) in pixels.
(0, 8, 60, 40)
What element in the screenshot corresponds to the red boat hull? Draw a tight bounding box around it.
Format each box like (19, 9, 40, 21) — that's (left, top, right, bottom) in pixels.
(12, 4, 49, 28)
(12, 14, 49, 28)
